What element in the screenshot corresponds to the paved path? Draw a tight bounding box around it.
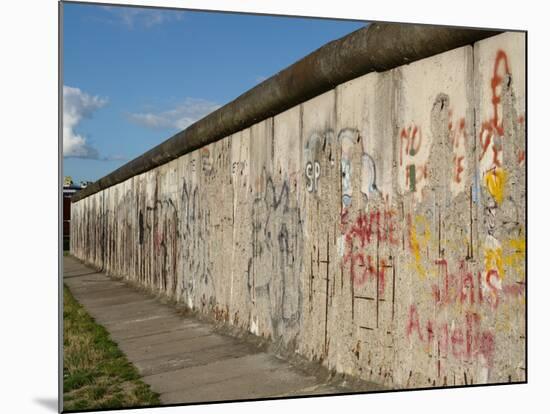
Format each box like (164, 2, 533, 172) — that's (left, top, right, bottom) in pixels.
(63, 256, 363, 405)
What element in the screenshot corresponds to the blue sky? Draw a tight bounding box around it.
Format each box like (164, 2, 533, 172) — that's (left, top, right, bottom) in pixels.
(63, 2, 367, 184)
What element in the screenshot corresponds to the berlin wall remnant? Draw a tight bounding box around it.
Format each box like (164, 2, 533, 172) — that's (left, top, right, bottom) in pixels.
(71, 30, 525, 389)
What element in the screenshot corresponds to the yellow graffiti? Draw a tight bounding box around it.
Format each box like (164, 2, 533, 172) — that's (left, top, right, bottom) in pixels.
(510, 238, 525, 250)
(409, 215, 431, 278)
(409, 223, 423, 277)
(484, 238, 525, 280)
(484, 247, 504, 279)
(484, 167, 507, 204)
(504, 238, 526, 280)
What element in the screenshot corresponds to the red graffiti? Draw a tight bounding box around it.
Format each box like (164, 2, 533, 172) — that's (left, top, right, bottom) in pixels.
(341, 208, 398, 292)
(450, 324, 464, 358)
(345, 209, 398, 248)
(449, 116, 467, 148)
(400, 123, 430, 193)
(406, 305, 423, 340)
(454, 155, 465, 183)
(344, 252, 387, 293)
(406, 305, 495, 367)
(464, 312, 479, 359)
(485, 269, 500, 309)
(459, 265, 475, 305)
(479, 332, 495, 367)
(518, 150, 525, 165)
(153, 231, 163, 252)
(502, 283, 525, 297)
(479, 50, 511, 166)
(431, 259, 521, 310)
(448, 113, 469, 184)
(400, 124, 423, 166)
(340, 207, 350, 227)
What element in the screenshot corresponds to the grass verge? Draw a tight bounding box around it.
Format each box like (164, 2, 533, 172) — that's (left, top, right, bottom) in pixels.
(63, 285, 160, 411)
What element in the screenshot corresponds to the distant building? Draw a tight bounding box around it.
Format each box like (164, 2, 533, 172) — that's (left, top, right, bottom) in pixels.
(63, 176, 84, 250)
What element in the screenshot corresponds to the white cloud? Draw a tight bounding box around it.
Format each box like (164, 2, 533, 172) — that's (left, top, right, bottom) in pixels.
(127, 98, 221, 131)
(63, 86, 108, 159)
(101, 6, 184, 29)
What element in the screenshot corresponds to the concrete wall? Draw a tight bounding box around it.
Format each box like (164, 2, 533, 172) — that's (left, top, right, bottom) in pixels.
(71, 32, 525, 388)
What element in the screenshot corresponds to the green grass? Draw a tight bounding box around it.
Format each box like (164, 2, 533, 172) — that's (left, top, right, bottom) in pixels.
(63, 285, 160, 411)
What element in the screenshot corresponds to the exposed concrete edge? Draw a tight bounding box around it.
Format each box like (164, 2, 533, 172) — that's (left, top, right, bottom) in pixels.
(72, 22, 502, 202)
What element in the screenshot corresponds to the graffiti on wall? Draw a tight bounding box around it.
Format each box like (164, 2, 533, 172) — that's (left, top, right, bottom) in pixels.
(402, 47, 525, 382)
(181, 178, 212, 307)
(71, 36, 525, 389)
(305, 161, 321, 193)
(248, 173, 304, 339)
(406, 257, 524, 373)
(399, 124, 428, 194)
(304, 131, 334, 194)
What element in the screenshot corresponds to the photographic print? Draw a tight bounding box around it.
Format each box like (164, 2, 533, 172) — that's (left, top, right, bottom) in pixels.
(61, 1, 526, 412)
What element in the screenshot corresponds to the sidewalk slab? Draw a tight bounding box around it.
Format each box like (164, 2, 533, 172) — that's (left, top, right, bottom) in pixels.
(63, 255, 365, 405)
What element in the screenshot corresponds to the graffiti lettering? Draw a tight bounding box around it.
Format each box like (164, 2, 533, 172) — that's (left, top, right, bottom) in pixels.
(249, 174, 303, 338)
(479, 50, 510, 167)
(431, 259, 523, 310)
(400, 124, 423, 166)
(345, 210, 399, 248)
(406, 305, 495, 367)
(305, 161, 321, 192)
(342, 208, 398, 291)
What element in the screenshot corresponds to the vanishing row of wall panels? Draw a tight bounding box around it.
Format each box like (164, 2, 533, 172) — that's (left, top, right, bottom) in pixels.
(71, 32, 525, 388)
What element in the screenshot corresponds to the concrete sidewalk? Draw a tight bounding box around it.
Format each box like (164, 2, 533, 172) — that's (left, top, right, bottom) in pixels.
(63, 255, 368, 405)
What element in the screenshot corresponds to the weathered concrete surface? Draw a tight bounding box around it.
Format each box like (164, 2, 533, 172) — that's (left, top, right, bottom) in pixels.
(71, 32, 526, 389)
(64, 255, 379, 404)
